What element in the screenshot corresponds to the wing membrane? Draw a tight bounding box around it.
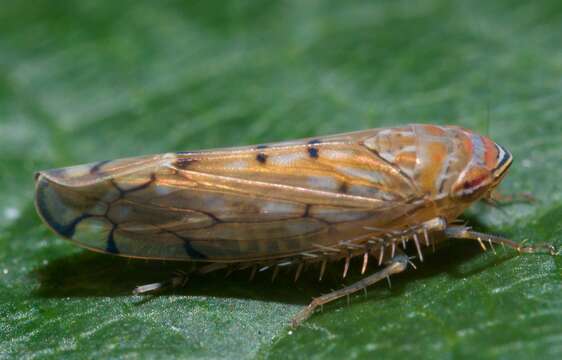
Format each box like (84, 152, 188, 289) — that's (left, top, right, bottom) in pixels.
(35, 130, 422, 261)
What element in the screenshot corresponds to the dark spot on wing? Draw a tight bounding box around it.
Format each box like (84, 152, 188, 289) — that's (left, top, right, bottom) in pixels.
(256, 152, 268, 164)
(183, 240, 207, 259)
(90, 160, 111, 175)
(111, 174, 156, 198)
(307, 139, 321, 158)
(256, 144, 269, 150)
(308, 147, 319, 158)
(303, 204, 311, 217)
(54, 214, 92, 239)
(106, 225, 119, 254)
(339, 182, 349, 194)
(175, 158, 198, 169)
(163, 230, 207, 259)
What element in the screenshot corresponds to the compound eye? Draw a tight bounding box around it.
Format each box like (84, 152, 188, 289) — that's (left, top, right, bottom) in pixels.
(493, 144, 512, 178)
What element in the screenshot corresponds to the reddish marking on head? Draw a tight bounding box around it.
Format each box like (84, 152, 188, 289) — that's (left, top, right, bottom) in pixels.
(452, 161, 493, 200)
(463, 173, 488, 190)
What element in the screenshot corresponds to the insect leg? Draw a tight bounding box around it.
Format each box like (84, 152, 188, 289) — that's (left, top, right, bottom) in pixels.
(444, 226, 558, 255)
(291, 252, 410, 327)
(483, 190, 535, 206)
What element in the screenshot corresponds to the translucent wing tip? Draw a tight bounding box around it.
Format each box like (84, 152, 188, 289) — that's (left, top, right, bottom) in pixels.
(34, 173, 86, 240)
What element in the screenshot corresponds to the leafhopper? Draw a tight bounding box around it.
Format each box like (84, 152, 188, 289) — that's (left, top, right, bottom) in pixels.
(35, 124, 556, 325)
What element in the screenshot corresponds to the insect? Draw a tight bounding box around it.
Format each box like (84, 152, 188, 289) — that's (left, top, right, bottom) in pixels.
(35, 124, 557, 326)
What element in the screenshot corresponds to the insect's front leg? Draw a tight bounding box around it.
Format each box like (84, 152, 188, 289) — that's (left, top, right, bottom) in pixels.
(444, 226, 559, 256)
(483, 190, 536, 206)
(292, 251, 410, 327)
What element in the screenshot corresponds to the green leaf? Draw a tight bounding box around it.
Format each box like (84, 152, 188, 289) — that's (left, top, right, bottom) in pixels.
(1, 1, 561, 359)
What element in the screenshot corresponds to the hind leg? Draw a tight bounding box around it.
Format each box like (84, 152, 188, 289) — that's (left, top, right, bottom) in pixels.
(292, 252, 410, 327)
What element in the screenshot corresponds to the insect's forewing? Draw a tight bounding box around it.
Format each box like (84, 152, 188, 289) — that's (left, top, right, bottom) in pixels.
(35, 129, 423, 262)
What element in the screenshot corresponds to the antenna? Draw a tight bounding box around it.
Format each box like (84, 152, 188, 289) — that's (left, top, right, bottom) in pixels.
(485, 99, 491, 137)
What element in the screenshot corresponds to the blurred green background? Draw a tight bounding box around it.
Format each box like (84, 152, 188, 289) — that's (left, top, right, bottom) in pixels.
(1, 0, 561, 359)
